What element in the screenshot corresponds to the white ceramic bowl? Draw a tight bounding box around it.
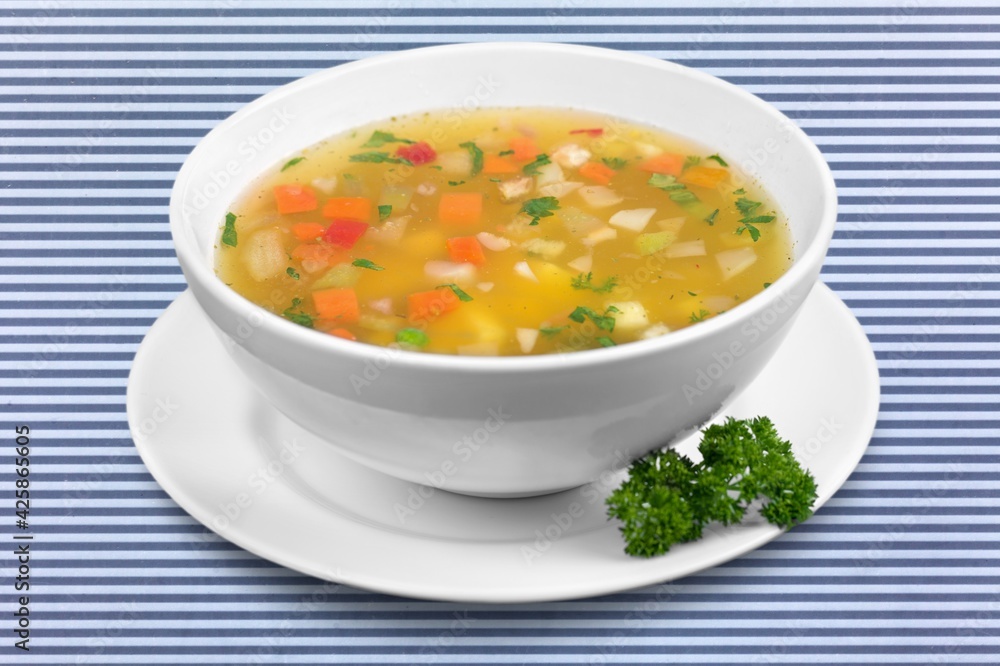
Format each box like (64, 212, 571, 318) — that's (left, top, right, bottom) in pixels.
(170, 42, 837, 497)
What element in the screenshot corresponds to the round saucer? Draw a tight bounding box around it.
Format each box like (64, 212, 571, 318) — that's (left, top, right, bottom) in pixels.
(127, 283, 879, 603)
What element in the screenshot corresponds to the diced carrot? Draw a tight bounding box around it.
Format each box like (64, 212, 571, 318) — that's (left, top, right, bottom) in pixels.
(291, 222, 325, 241)
(638, 153, 685, 176)
(323, 219, 369, 248)
(569, 128, 604, 137)
(482, 155, 519, 175)
(680, 166, 729, 189)
(329, 327, 357, 341)
(407, 288, 460, 323)
(291, 243, 348, 270)
(273, 185, 318, 214)
(438, 192, 483, 227)
(509, 136, 539, 162)
(322, 197, 372, 221)
(446, 236, 487, 266)
(578, 161, 617, 185)
(313, 288, 359, 323)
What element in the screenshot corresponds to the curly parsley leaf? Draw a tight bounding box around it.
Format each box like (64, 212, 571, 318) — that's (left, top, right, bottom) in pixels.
(286, 267, 300, 280)
(459, 141, 484, 177)
(571, 272, 618, 294)
(523, 153, 551, 176)
(689, 308, 710, 323)
(281, 297, 314, 329)
(221, 212, 238, 247)
(568, 305, 617, 332)
(601, 157, 629, 170)
(520, 196, 560, 226)
(378, 204, 392, 222)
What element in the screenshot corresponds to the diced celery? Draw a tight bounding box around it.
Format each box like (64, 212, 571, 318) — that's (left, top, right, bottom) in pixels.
(311, 263, 360, 290)
(635, 230, 677, 256)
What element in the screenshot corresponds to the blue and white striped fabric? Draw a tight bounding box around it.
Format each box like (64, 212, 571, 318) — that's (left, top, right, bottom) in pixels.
(3, 1, 999, 662)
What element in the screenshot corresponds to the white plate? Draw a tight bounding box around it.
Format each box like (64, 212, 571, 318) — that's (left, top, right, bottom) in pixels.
(127, 283, 879, 603)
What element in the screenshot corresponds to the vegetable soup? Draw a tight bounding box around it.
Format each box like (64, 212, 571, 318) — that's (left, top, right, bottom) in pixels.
(216, 109, 792, 356)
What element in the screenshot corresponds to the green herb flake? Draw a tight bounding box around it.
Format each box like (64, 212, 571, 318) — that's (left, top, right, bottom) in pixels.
(488, 177, 501, 182)
(605, 416, 818, 557)
(568, 306, 617, 332)
(597, 336, 617, 347)
(683, 155, 701, 171)
(519, 196, 560, 226)
(523, 153, 551, 176)
(707, 153, 729, 167)
(687, 291, 697, 297)
(689, 309, 710, 323)
(459, 141, 484, 177)
(281, 156, 306, 172)
(430, 165, 443, 171)
(221, 212, 238, 247)
(705, 208, 719, 226)
(539, 325, 568, 337)
(571, 272, 618, 294)
(438, 283, 473, 302)
(396, 327, 429, 348)
(362, 130, 414, 148)
(378, 204, 392, 222)
(281, 297, 314, 329)
(286, 267, 300, 280)
(647, 173, 686, 192)
(732, 187, 746, 195)
(763, 282, 772, 289)
(352, 258, 385, 271)
(601, 157, 629, 170)
(349, 151, 412, 166)
(448, 180, 466, 186)
(498, 149, 515, 157)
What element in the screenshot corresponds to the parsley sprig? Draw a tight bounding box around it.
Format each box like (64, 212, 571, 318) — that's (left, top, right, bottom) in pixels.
(606, 416, 818, 557)
(568, 305, 619, 332)
(281, 297, 313, 329)
(733, 194, 776, 242)
(520, 196, 560, 226)
(571, 272, 618, 294)
(362, 130, 414, 148)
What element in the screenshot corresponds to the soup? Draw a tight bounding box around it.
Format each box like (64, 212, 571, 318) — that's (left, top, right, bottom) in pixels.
(216, 109, 792, 356)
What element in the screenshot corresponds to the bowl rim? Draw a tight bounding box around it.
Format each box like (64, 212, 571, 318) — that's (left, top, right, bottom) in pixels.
(170, 41, 838, 375)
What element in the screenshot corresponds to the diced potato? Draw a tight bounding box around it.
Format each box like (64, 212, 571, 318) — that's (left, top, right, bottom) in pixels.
(552, 143, 591, 169)
(609, 208, 656, 233)
(424, 260, 477, 284)
(311, 263, 360, 290)
(716, 247, 758, 279)
(516, 328, 539, 354)
(522, 238, 567, 260)
(476, 232, 511, 251)
(242, 228, 286, 281)
(567, 254, 592, 273)
(635, 230, 677, 256)
(583, 226, 618, 247)
(438, 150, 472, 176)
(497, 175, 533, 203)
(559, 206, 604, 237)
(577, 185, 623, 208)
(605, 301, 649, 331)
(534, 162, 565, 187)
(514, 261, 538, 282)
(663, 240, 706, 258)
(311, 177, 337, 194)
(367, 215, 410, 244)
(640, 323, 672, 340)
(656, 216, 686, 235)
(537, 181, 582, 198)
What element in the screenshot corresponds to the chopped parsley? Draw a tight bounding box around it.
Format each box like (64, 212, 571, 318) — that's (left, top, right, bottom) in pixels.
(349, 151, 413, 166)
(732, 187, 746, 195)
(281, 156, 306, 172)
(687, 290, 698, 297)
(734, 196, 775, 242)
(597, 336, 616, 347)
(571, 272, 618, 294)
(523, 153, 551, 176)
(569, 305, 618, 332)
(647, 173, 686, 191)
(286, 267, 300, 280)
(396, 328, 429, 348)
(520, 196, 560, 226)
(352, 258, 384, 271)
(707, 153, 729, 167)
(540, 325, 568, 337)
(683, 155, 701, 170)
(498, 149, 515, 157)
(763, 282, 772, 289)
(488, 177, 501, 182)
(378, 204, 392, 221)
(362, 130, 414, 148)
(281, 297, 313, 329)
(448, 180, 466, 186)
(221, 212, 238, 247)
(606, 416, 818, 557)
(705, 208, 719, 226)
(438, 283, 473, 302)
(459, 141, 484, 177)
(601, 157, 629, 170)
(689, 309, 710, 323)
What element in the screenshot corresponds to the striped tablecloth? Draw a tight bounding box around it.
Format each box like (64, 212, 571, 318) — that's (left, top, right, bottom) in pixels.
(4, 1, 997, 662)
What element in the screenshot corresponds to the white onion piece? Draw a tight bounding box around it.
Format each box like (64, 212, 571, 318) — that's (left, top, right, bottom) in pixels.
(368, 297, 394, 315)
(476, 232, 511, 251)
(533, 162, 565, 187)
(457, 342, 500, 356)
(605, 301, 649, 330)
(416, 182, 437, 196)
(641, 323, 672, 340)
(663, 240, 707, 258)
(582, 226, 618, 247)
(703, 296, 736, 312)
(552, 143, 591, 169)
(522, 238, 566, 260)
(715, 247, 758, 279)
(438, 150, 472, 176)
(516, 328, 540, 354)
(311, 177, 337, 194)
(657, 216, 687, 234)
(243, 228, 286, 281)
(424, 260, 476, 284)
(577, 185, 623, 208)
(609, 208, 657, 233)
(537, 181, 582, 198)
(514, 261, 538, 282)
(567, 254, 592, 273)
(497, 175, 532, 202)
(367, 215, 410, 244)
(560, 206, 604, 237)
(477, 282, 495, 292)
